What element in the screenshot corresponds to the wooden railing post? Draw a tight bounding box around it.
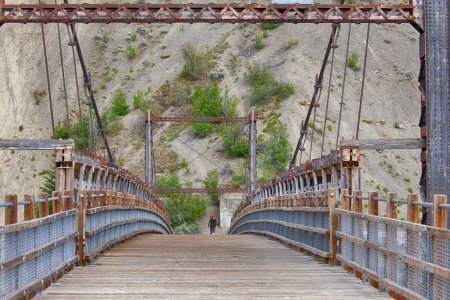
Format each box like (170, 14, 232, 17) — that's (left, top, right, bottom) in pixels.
(64, 190, 72, 210)
(367, 191, 380, 289)
(52, 191, 62, 213)
(77, 191, 86, 266)
(351, 190, 363, 280)
(38, 193, 49, 218)
(386, 192, 398, 219)
(341, 189, 350, 211)
(433, 195, 448, 229)
(327, 188, 338, 265)
(407, 193, 420, 223)
(101, 189, 107, 207)
(24, 194, 35, 221)
(5, 194, 18, 224)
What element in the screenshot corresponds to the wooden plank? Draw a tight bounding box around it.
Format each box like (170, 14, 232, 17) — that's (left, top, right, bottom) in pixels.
(38, 193, 49, 218)
(340, 138, 425, 150)
(386, 192, 398, 219)
(327, 189, 338, 265)
(0, 139, 74, 150)
(433, 194, 448, 228)
(407, 193, 420, 223)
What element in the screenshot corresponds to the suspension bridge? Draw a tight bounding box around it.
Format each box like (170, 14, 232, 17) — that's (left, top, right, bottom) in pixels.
(0, 1, 449, 299)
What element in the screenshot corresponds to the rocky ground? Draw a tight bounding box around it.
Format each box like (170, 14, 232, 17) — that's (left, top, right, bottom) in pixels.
(0, 0, 421, 224)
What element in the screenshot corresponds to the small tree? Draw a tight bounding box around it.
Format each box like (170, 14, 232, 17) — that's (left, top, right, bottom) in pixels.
(111, 89, 130, 117)
(203, 169, 220, 204)
(261, 121, 292, 178)
(191, 83, 222, 137)
(126, 44, 137, 59)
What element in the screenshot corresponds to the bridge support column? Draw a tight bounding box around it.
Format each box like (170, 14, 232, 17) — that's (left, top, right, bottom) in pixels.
(424, 0, 450, 227)
(145, 111, 154, 187)
(55, 147, 74, 210)
(248, 109, 257, 192)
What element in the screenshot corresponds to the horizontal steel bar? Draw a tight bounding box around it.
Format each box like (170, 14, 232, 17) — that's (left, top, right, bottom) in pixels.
(0, 139, 74, 150)
(340, 138, 425, 150)
(0, 202, 12, 207)
(439, 203, 450, 209)
(391, 199, 408, 204)
(152, 116, 250, 123)
(0, 3, 415, 24)
(372, 197, 387, 202)
(413, 201, 434, 207)
(154, 188, 245, 193)
(357, 196, 369, 200)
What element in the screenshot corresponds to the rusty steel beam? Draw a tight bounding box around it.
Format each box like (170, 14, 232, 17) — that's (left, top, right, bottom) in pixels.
(151, 116, 250, 123)
(154, 188, 245, 193)
(0, 3, 414, 24)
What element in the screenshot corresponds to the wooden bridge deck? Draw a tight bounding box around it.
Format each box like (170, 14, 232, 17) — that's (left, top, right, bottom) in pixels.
(42, 234, 389, 299)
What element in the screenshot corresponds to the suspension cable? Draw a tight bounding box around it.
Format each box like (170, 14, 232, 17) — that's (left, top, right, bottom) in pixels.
(39, 0, 55, 137)
(66, 24, 82, 120)
(321, 25, 340, 156)
(55, 0, 70, 125)
(335, 23, 352, 150)
(355, 23, 371, 140)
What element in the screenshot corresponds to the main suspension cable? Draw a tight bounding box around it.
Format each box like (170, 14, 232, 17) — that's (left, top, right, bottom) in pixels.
(355, 23, 371, 140)
(321, 24, 340, 156)
(335, 23, 352, 150)
(55, 0, 69, 125)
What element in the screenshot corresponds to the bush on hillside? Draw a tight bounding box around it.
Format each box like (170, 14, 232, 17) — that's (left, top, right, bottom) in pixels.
(244, 63, 294, 105)
(191, 83, 223, 137)
(203, 169, 220, 205)
(180, 43, 216, 80)
(54, 116, 91, 151)
(111, 89, 130, 117)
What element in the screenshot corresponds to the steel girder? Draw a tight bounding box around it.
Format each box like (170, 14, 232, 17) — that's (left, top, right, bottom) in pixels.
(0, 3, 414, 24)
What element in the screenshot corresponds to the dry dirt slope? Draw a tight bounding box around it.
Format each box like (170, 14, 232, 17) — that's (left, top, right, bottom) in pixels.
(0, 1, 421, 223)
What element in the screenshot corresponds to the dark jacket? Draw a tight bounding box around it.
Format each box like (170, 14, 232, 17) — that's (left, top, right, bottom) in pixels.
(208, 218, 217, 227)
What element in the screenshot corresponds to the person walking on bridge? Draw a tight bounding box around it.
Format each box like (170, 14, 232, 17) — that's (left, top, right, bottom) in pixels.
(208, 216, 217, 235)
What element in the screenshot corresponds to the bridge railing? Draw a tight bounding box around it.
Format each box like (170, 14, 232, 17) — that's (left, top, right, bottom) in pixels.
(78, 190, 172, 264)
(230, 148, 450, 299)
(0, 192, 77, 300)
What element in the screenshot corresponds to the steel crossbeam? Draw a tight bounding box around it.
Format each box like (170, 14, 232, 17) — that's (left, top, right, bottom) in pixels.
(154, 188, 245, 193)
(0, 3, 414, 24)
(152, 116, 249, 123)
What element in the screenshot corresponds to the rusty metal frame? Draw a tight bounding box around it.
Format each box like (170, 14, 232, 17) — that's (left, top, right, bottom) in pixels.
(154, 188, 245, 194)
(0, 3, 414, 24)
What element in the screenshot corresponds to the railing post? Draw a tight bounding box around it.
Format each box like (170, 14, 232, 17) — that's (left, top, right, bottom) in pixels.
(367, 191, 380, 289)
(386, 192, 398, 219)
(53, 191, 62, 213)
(101, 189, 107, 207)
(5, 194, 18, 224)
(77, 191, 86, 266)
(351, 190, 363, 280)
(327, 188, 338, 265)
(341, 189, 350, 211)
(24, 194, 35, 221)
(64, 190, 72, 210)
(407, 193, 420, 223)
(433, 195, 448, 228)
(38, 193, 49, 218)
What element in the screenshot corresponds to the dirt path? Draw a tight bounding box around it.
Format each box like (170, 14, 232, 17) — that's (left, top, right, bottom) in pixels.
(198, 205, 224, 235)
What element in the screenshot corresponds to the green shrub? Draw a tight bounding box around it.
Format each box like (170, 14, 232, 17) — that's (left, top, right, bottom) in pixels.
(231, 173, 244, 188)
(261, 120, 292, 177)
(158, 174, 207, 228)
(18, 125, 24, 132)
(54, 121, 71, 139)
(262, 32, 269, 38)
(308, 121, 323, 135)
(101, 111, 124, 137)
(126, 44, 137, 59)
(38, 169, 55, 195)
(326, 124, 333, 132)
(254, 34, 265, 50)
(404, 177, 411, 183)
(347, 52, 359, 69)
(203, 169, 220, 205)
(261, 22, 281, 30)
(180, 43, 215, 80)
(244, 63, 294, 105)
(54, 116, 91, 151)
(174, 223, 199, 234)
(128, 32, 137, 42)
(133, 90, 143, 109)
(222, 123, 249, 158)
(191, 83, 223, 137)
(111, 89, 130, 117)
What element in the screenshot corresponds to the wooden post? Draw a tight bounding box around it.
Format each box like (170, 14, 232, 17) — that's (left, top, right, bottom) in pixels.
(24, 194, 35, 221)
(77, 191, 86, 266)
(64, 190, 72, 210)
(386, 192, 398, 219)
(5, 194, 18, 225)
(352, 190, 363, 214)
(52, 191, 62, 213)
(341, 189, 350, 211)
(327, 188, 338, 265)
(433, 195, 448, 228)
(101, 189, 107, 207)
(38, 193, 49, 218)
(368, 192, 378, 216)
(367, 191, 380, 289)
(407, 193, 420, 223)
(351, 190, 363, 280)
